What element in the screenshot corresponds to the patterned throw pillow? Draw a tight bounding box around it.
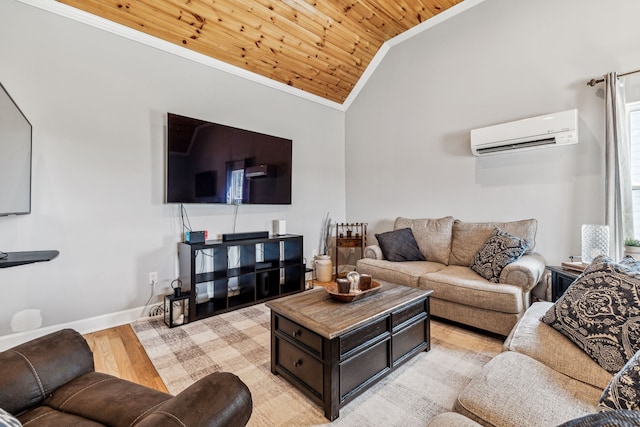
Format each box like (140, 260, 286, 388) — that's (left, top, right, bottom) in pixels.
(541, 256, 640, 374)
(599, 350, 640, 411)
(558, 410, 640, 426)
(375, 228, 426, 262)
(470, 228, 530, 283)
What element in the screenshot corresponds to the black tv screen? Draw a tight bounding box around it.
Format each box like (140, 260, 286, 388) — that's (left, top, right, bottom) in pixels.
(166, 113, 292, 205)
(0, 82, 31, 216)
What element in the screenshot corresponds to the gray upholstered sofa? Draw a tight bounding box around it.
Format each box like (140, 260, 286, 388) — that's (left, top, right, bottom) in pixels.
(428, 301, 612, 427)
(356, 217, 546, 336)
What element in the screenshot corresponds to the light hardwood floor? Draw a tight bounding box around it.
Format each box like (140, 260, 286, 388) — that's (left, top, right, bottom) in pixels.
(82, 314, 502, 401)
(83, 325, 168, 393)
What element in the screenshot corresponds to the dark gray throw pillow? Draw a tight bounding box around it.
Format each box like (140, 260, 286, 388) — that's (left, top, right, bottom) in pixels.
(376, 228, 426, 262)
(470, 228, 530, 283)
(541, 255, 640, 374)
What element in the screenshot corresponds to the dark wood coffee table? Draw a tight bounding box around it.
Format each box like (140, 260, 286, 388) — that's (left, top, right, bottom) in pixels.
(266, 281, 432, 420)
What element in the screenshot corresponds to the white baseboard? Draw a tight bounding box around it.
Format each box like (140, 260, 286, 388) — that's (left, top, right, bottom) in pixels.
(0, 306, 154, 351)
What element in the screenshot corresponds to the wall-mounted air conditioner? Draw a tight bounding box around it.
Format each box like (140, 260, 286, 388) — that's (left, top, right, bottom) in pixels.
(470, 109, 578, 156)
(245, 164, 275, 178)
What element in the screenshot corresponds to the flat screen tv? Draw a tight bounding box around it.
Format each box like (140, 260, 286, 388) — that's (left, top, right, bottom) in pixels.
(0, 82, 32, 216)
(166, 113, 292, 205)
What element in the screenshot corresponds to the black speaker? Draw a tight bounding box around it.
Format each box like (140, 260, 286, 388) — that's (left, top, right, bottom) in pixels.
(222, 231, 269, 242)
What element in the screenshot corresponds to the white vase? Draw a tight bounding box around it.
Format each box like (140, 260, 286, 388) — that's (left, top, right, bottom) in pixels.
(315, 255, 333, 282)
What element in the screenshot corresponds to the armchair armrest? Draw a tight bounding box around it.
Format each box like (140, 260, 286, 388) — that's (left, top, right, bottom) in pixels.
(137, 372, 252, 427)
(0, 329, 94, 415)
(499, 252, 546, 292)
(364, 245, 384, 260)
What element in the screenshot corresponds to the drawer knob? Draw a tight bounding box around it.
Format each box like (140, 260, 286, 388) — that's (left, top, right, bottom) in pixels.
(293, 359, 302, 367)
(293, 330, 302, 337)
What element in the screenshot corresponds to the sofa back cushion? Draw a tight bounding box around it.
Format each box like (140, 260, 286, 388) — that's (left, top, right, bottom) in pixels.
(449, 219, 537, 267)
(394, 216, 454, 265)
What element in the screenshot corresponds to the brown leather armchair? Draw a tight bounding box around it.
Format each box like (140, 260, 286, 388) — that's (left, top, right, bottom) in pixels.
(0, 328, 252, 426)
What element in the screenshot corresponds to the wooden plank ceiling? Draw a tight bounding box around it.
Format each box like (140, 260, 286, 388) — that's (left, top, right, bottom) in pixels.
(57, 0, 463, 104)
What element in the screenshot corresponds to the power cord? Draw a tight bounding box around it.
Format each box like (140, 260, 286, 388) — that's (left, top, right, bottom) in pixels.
(142, 281, 160, 317)
(148, 304, 164, 317)
(180, 203, 193, 234)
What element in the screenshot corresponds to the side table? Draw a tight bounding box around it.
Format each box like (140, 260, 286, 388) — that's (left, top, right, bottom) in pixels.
(546, 266, 581, 301)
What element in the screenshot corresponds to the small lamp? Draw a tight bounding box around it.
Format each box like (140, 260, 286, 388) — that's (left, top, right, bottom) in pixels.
(581, 224, 610, 263)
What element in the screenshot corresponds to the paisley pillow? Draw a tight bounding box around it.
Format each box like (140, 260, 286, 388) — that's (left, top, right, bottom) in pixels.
(558, 410, 640, 426)
(541, 256, 640, 373)
(470, 228, 530, 283)
(599, 349, 640, 411)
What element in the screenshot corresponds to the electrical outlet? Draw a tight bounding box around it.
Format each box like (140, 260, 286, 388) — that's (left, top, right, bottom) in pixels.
(149, 272, 158, 286)
(349, 248, 355, 254)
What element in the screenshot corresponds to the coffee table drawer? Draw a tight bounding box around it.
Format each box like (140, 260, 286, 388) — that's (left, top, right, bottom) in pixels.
(392, 300, 427, 330)
(340, 317, 388, 356)
(276, 315, 322, 353)
(277, 338, 323, 395)
(340, 338, 389, 398)
(393, 317, 427, 363)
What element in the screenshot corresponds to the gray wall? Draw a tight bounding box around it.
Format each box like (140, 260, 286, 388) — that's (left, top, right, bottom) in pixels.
(346, 0, 640, 265)
(0, 0, 345, 336)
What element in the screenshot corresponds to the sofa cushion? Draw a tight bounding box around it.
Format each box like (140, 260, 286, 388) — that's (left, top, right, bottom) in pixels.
(375, 228, 426, 262)
(470, 228, 530, 283)
(599, 350, 640, 411)
(44, 371, 172, 426)
(504, 302, 612, 389)
(541, 256, 640, 374)
(419, 265, 524, 314)
(558, 410, 640, 426)
(449, 219, 537, 267)
(18, 405, 105, 426)
(356, 258, 445, 288)
(427, 412, 483, 427)
(455, 351, 600, 427)
(394, 217, 454, 265)
(430, 298, 521, 337)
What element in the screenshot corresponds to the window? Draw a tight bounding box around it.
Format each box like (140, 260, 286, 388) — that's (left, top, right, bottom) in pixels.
(629, 102, 640, 239)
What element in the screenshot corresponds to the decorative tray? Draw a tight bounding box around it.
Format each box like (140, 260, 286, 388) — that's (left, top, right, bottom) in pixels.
(324, 280, 383, 303)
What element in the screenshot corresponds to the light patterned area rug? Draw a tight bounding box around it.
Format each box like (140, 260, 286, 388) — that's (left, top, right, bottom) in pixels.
(132, 303, 502, 427)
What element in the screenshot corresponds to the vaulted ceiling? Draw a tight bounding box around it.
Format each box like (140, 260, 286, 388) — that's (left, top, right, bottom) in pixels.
(57, 0, 463, 104)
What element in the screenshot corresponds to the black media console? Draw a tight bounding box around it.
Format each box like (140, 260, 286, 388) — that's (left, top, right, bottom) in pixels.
(178, 234, 304, 322)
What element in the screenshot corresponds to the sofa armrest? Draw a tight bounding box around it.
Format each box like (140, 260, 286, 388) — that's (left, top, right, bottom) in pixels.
(364, 245, 384, 260)
(137, 372, 252, 427)
(0, 329, 94, 415)
(499, 252, 546, 292)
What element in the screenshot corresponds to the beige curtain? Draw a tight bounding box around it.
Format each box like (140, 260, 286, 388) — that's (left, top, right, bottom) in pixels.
(605, 72, 634, 260)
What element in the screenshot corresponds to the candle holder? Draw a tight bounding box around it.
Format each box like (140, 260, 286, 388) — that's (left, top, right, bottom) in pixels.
(581, 224, 609, 263)
(164, 291, 190, 328)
